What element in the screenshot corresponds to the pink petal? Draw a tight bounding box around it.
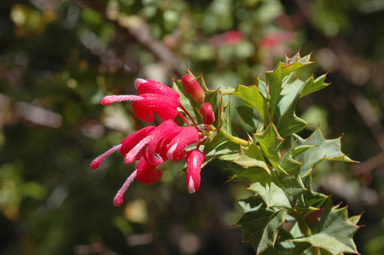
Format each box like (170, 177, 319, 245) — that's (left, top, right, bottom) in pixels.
(132, 101, 155, 122)
(146, 120, 182, 166)
(186, 150, 205, 193)
(120, 126, 156, 157)
(132, 94, 179, 122)
(124, 136, 152, 164)
(166, 127, 200, 161)
(135, 157, 163, 185)
(135, 78, 180, 101)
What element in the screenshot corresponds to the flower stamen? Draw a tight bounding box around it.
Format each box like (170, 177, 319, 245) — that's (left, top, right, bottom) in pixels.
(90, 144, 122, 170)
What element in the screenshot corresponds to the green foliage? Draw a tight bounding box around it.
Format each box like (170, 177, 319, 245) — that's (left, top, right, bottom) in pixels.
(237, 196, 287, 254)
(219, 53, 360, 254)
(2, 0, 374, 253)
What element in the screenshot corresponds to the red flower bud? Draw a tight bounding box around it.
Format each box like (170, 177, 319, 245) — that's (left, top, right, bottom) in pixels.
(199, 103, 215, 124)
(181, 74, 205, 104)
(186, 149, 205, 193)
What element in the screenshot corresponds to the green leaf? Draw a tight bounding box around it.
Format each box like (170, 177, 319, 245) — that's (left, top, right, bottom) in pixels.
(232, 165, 272, 184)
(278, 148, 306, 206)
(230, 84, 269, 124)
(349, 214, 362, 225)
(237, 196, 287, 254)
(221, 99, 233, 136)
(242, 146, 305, 208)
(236, 105, 264, 130)
(294, 198, 360, 255)
(292, 145, 314, 158)
(236, 140, 306, 209)
(296, 175, 328, 216)
(275, 78, 308, 137)
(234, 142, 270, 174)
(249, 182, 291, 209)
(254, 123, 284, 170)
(293, 128, 354, 177)
(204, 130, 239, 164)
(258, 78, 268, 99)
(266, 52, 312, 119)
(300, 74, 330, 99)
(260, 227, 311, 255)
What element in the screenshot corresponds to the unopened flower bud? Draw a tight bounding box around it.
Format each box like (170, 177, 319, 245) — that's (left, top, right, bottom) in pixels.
(199, 103, 215, 124)
(186, 149, 205, 193)
(181, 74, 205, 104)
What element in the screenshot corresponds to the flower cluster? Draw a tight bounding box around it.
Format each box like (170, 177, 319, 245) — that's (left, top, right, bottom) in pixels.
(91, 75, 215, 206)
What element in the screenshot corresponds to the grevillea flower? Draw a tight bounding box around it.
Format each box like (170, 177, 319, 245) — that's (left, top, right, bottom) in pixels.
(101, 79, 180, 122)
(186, 149, 205, 194)
(92, 75, 211, 205)
(199, 103, 215, 125)
(120, 126, 156, 163)
(145, 119, 182, 166)
(181, 74, 205, 104)
(135, 78, 180, 101)
(166, 127, 201, 161)
(91, 120, 204, 204)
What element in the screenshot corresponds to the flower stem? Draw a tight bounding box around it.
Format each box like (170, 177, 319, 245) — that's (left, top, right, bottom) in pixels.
(179, 104, 200, 131)
(219, 128, 248, 146)
(177, 112, 191, 127)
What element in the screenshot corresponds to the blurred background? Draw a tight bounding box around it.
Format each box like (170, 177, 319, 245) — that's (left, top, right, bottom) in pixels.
(1, 0, 384, 254)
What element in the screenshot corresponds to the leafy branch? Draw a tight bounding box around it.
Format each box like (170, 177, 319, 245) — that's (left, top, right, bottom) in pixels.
(210, 52, 360, 254)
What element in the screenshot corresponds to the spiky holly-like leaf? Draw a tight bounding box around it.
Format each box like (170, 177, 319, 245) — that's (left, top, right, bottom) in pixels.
(236, 105, 264, 130)
(266, 52, 312, 120)
(234, 142, 270, 174)
(300, 74, 330, 99)
(293, 128, 354, 177)
(249, 181, 291, 209)
(244, 148, 306, 209)
(275, 78, 308, 137)
(294, 198, 360, 255)
(237, 196, 287, 254)
(231, 84, 269, 125)
(204, 130, 239, 164)
(254, 123, 284, 171)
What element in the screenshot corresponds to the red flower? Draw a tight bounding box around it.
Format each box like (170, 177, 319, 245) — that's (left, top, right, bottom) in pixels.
(135, 78, 179, 101)
(91, 120, 205, 205)
(100, 78, 180, 122)
(166, 127, 200, 161)
(92, 76, 211, 205)
(186, 149, 205, 194)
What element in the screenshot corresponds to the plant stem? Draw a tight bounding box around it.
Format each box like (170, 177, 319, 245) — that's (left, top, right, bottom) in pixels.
(177, 112, 191, 127)
(219, 128, 248, 146)
(292, 211, 321, 255)
(179, 104, 200, 131)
